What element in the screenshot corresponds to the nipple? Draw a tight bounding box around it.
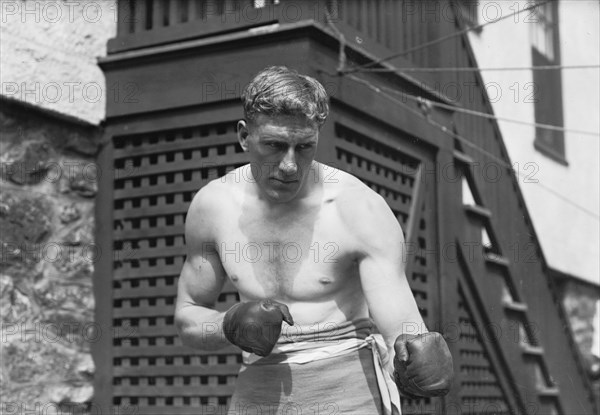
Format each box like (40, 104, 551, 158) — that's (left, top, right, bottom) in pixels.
(318, 277, 332, 285)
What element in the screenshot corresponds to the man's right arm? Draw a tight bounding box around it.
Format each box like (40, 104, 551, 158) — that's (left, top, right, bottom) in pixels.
(175, 178, 294, 356)
(175, 184, 230, 350)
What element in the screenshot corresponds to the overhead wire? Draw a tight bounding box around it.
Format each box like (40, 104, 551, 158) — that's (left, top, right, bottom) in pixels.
(341, 73, 600, 220)
(323, 1, 598, 169)
(381, 87, 599, 137)
(343, 0, 551, 74)
(329, 1, 598, 137)
(321, 1, 599, 219)
(336, 68, 600, 137)
(343, 73, 518, 169)
(355, 64, 600, 73)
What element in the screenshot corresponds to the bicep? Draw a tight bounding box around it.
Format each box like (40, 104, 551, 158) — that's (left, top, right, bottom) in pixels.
(176, 186, 227, 311)
(176, 247, 226, 310)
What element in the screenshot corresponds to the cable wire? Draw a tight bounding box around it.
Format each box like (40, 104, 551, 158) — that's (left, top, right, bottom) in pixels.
(343, 73, 600, 220)
(355, 64, 600, 73)
(343, 0, 550, 74)
(344, 73, 516, 168)
(322, 3, 599, 219)
(342, 73, 600, 137)
(411, 92, 598, 137)
(324, 0, 598, 137)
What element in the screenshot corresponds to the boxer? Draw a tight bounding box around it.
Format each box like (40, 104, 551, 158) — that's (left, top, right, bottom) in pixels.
(175, 66, 453, 414)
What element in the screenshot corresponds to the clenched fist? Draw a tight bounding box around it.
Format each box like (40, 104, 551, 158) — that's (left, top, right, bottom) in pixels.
(223, 299, 294, 356)
(393, 332, 454, 398)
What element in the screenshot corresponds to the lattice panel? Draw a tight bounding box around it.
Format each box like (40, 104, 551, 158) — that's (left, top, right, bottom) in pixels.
(458, 284, 510, 414)
(335, 123, 417, 227)
(334, 122, 434, 329)
(111, 121, 247, 413)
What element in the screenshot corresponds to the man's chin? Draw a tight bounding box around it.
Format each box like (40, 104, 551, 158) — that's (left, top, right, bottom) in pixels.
(263, 186, 300, 203)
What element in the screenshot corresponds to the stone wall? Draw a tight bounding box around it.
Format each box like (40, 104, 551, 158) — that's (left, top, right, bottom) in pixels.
(561, 280, 600, 390)
(1, 1, 114, 406)
(1, 99, 102, 412)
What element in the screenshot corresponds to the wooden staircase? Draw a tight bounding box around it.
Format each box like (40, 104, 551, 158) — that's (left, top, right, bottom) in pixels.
(451, 148, 593, 414)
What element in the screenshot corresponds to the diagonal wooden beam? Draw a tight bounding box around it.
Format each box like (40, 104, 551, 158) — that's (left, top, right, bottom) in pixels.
(404, 164, 423, 245)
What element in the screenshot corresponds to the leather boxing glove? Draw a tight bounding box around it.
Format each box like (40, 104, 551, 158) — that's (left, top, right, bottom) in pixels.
(393, 332, 454, 398)
(223, 299, 294, 356)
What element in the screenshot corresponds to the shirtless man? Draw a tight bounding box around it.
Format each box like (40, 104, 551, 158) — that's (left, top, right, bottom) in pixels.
(175, 66, 453, 414)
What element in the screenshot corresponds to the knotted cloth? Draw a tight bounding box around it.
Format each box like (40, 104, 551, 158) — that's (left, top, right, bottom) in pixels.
(228, 319, 401, 415)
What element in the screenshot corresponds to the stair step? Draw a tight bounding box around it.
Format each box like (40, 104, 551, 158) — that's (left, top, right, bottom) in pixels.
(503, 300, 528, 313)
(453, 150, 475, 165)
(464, 204, 492, 218)
(522, 344, 544, 356)
(484, 254, 510, 268)
(537, 386, 560, 397)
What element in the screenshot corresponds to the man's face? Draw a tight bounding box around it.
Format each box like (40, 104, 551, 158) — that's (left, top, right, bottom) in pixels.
(238, 114, 319, 203)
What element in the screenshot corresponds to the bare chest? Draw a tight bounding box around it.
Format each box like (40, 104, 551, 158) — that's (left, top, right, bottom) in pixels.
(214, 203, 358, 300)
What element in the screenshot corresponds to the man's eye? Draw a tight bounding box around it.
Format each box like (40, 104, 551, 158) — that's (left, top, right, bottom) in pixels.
(266, 142, 284, 149)
(298, 144, 313, 150)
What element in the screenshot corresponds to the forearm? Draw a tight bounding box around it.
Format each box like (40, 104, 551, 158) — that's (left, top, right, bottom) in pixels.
(371, 308, 428, 354)
(359, 256, 428, 355)
(175, 305, 230, 350)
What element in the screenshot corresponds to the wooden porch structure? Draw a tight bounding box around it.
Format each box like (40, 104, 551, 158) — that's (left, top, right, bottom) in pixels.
(94, 1, 596, 413)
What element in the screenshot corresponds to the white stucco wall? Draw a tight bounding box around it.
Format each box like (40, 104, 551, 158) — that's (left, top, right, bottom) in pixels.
(0, 0, 117, 125)
(468, 0, 600, 286)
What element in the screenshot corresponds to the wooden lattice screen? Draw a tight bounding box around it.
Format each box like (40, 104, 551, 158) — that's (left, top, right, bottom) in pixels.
(111, 121, 246, 413)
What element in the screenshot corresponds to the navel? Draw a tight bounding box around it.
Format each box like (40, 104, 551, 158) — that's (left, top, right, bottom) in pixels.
(230, 274, 239, 282)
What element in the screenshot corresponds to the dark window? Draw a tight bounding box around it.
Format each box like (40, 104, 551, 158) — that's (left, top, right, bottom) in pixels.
(531, 1, 567, 164)
(456, 0, 479, 28)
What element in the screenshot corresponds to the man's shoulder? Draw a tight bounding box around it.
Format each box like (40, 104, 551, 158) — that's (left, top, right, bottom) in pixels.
(320, 164, 383, 203)
(188, 167, 246, 215)
(320, 163, 389, 220)
(322, 165, 403, 250)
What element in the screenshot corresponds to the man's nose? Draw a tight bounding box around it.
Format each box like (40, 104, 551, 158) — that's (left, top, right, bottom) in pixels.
(279, 149, 298, 176)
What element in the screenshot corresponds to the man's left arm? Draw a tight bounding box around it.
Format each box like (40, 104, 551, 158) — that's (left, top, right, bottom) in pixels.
(352, 192, 426, 353)
(352, 191, 454, 398)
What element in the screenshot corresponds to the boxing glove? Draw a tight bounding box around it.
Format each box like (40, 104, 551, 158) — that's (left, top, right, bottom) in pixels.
(393, 332, 454, 398)
(223, 299, 294, 356)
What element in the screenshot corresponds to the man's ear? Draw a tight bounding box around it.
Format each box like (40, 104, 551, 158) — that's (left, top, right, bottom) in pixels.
(237, 120, 250, 152)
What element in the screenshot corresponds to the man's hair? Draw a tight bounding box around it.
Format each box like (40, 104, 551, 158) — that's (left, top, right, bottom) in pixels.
(242, 66, 329, 128)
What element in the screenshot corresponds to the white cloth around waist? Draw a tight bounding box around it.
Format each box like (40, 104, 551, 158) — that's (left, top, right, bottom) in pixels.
(242, 334, 401, 415)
